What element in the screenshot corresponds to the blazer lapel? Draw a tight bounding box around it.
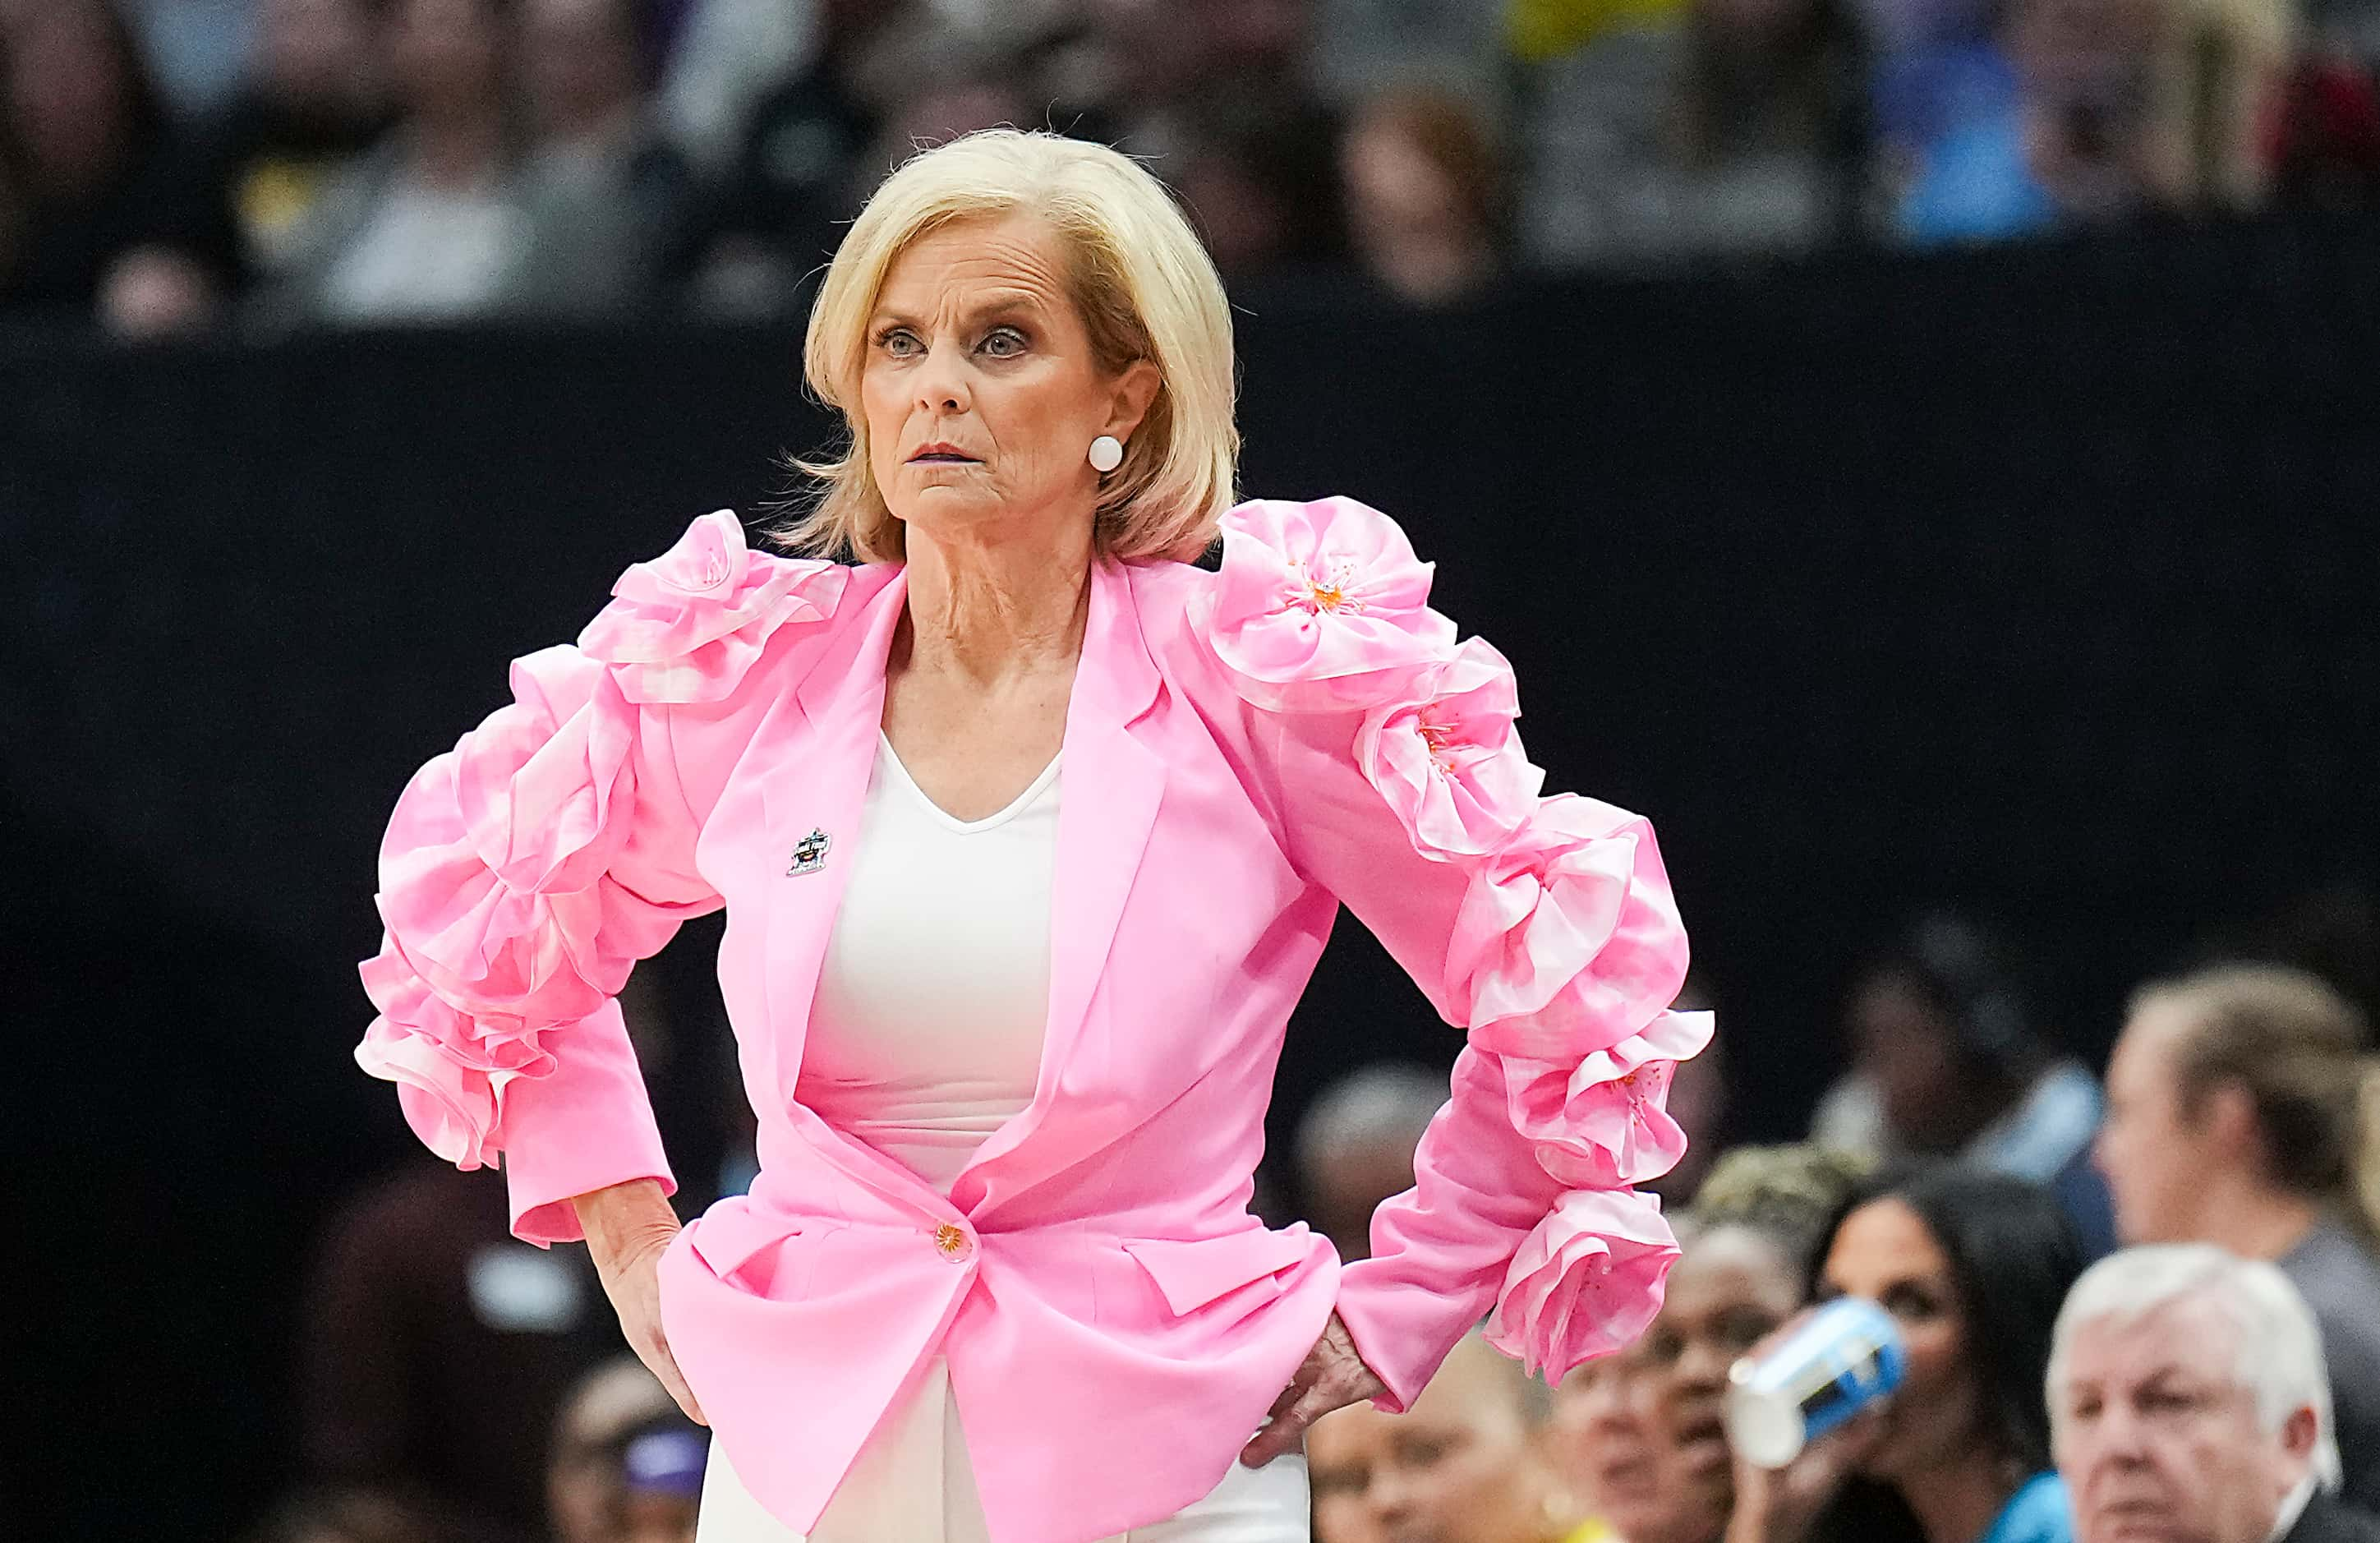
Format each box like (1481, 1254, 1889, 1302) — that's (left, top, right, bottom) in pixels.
(757, 568, 909, 1065)
(951, 560, 1167, 1214)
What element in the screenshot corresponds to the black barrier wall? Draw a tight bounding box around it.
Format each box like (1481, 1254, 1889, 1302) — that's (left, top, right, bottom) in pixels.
(9, 215, 2380, 1536)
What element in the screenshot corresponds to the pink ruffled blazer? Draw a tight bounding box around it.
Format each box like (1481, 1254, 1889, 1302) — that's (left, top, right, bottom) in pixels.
(357, 495, 1711, 1543)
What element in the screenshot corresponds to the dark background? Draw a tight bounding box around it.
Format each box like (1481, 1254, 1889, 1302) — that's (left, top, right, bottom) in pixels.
(10, 214, 2380, 1536)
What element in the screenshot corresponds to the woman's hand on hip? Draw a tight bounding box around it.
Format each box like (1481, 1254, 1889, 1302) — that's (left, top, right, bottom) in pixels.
(573, 1177, 707, 1426)
(1239, 1312, 1386, 1467)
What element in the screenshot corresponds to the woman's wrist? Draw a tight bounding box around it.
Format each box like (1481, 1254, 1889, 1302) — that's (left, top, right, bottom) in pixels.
(571, 1177, 679, 1268)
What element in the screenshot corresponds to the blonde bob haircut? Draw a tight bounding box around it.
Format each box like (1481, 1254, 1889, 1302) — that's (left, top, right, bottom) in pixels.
(783, 129, 1240, 564)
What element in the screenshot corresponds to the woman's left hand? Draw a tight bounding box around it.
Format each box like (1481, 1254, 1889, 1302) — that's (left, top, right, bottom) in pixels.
(1239, 1312, 1388, 1467)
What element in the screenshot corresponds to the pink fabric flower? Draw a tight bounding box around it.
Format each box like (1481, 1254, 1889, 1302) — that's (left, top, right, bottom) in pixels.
(356, 956, 554, 1168)
(1485, 1187, 1680, 1380)
(1356, 637, 1544, 859)
(1199, 496, 1457, 711)
(373, 648, 638, 1024)
(1443, 795, 1690, 1062)
(1500, 1008, 1716, 1188)
(579, 509, 848, 703)
(360, 645, 709, 1164)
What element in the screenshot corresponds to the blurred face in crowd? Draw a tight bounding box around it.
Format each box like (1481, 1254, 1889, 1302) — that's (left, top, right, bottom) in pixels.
(1553, 1225, 1802, 1543)
(258, 0, 380, 114)
(548, 1361, 676, 1543)
(1821, 1197, 1988, 1482)
(2052, 1297, 2314, 1543)
(3, 2, 143, 196)
(523, 0, 642, 140)
(1554, 1358, 1666, 1542)
(389, 0, 509, 119)
(861, 212, 1158, 555)
(2097, 998, 2224, 1245)
(1309, 1335, 1566, 1543)
(1848, 969, 1970, 1154)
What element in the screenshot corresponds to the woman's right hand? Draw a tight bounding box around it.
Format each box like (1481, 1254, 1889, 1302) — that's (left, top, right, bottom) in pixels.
(573, 1177, 707, 1426)
(1721, 1404, 1885, 1543)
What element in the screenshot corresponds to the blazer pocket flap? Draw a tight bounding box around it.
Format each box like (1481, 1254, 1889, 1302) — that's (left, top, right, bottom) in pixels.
(686, 1200, 801, 1280)
(1124, 1227, 1314, 1316)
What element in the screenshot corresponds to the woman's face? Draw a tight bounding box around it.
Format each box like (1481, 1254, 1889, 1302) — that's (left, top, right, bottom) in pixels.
(1820, 1197, 1986, 1483)
(859, 211, 1157, 555)
(1555, 1227, 1802, 1543)
(390, 0, 506, 116)
(1849, 970, 1969, 1154)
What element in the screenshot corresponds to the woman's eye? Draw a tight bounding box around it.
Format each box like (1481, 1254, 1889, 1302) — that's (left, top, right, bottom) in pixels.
(1883, 1284, 1942, 1322)
(980, 328, 1026, 357)
(877, 329, 920, 357)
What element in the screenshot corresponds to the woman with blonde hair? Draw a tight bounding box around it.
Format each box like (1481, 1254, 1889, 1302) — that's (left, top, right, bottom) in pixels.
(354, 128, 1711, 1542)
(2096, 962, 2380, 1510)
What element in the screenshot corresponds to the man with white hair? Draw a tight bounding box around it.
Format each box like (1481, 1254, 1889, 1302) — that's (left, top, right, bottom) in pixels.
(2049, 1244, 2380, 1543)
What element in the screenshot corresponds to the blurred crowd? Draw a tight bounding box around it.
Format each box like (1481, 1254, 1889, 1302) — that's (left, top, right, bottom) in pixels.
(256, 882, 2380, 1543)
(5, 0, 2380, 341)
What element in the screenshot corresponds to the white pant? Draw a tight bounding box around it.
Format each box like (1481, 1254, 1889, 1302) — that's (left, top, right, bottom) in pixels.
(694, 1357, 1309, 1542)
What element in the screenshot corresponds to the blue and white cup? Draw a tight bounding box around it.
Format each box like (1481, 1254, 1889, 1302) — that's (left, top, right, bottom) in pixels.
(1724, 1296, 1906, 1468)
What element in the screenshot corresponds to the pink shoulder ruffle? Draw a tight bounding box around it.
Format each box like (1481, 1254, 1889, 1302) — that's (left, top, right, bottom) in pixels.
(1356, 637, 1544, 859)
(357, 643, 703, 1167)
(579, 509, 848, 704)
(1197, 496, 1457, 711)
(355, 514, 828, 1168)
(1484, 1186, 1680, 1379)
(1443, 794, 1690, 1062)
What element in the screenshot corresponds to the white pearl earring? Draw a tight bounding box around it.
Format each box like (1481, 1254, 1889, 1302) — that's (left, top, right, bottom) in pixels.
(1088, 435, 1124, 473)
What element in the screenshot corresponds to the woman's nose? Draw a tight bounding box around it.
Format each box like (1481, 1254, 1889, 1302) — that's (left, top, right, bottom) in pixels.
(914, 346, 969, 414)
(1674, 1338, 1733, 1392)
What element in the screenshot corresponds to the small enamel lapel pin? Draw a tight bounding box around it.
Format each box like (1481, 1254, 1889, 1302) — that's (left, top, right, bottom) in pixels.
(786, 828, 831, 877)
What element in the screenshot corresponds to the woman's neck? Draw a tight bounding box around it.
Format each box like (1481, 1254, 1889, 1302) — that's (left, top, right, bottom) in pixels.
(897, 518, 1094, 687)
(1899, 1454, 2028, 1543)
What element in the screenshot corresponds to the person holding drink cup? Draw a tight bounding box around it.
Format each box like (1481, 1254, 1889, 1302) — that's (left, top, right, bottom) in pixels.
(1723, 1168, 2086, 1543)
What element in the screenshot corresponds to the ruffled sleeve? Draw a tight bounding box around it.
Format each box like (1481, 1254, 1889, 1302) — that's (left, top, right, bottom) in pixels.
(355, 512, 845, 1243)
(1189, 495, 1710, 1401)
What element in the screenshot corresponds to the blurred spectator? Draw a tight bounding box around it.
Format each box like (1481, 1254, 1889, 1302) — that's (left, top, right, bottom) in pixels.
(1341, 85, 1507, 306)
(2049, 1245, 2374, 1543)
(2096, 964, 2380, 1513)
(277, 0, 532, 324)
(301, 1158, 614, 1536)
(1867, 0, 2055, 243)
(2007, 0, 2292, 221)
(1296, 1062, 1447, 1262)
(1058, 0, 1351, 283)
(154, 0, 391, 297)
(0, 0, 229, 334)
(1733, 1167, 2085, 1543)
(1515, 0, 1871, 269)
(1552, 1146, 1868, 1543)
(1310, 1328, 1593, 1543)
(549, 1358, 682, 1543)
(1811, 913, 2116, 1257)
(619, 1421, 708, 1543)
(513, 0, 697, 316)
(679, 2, 890, 317)
(656, 0, 820, 173)
(122, 0, 255, 117)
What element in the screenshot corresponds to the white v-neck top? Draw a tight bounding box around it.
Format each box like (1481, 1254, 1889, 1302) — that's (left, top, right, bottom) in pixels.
(793, 734, 1062, 1195)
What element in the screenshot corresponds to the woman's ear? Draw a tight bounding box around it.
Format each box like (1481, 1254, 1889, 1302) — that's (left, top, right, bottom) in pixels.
(1103, 359, 1162, 441)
